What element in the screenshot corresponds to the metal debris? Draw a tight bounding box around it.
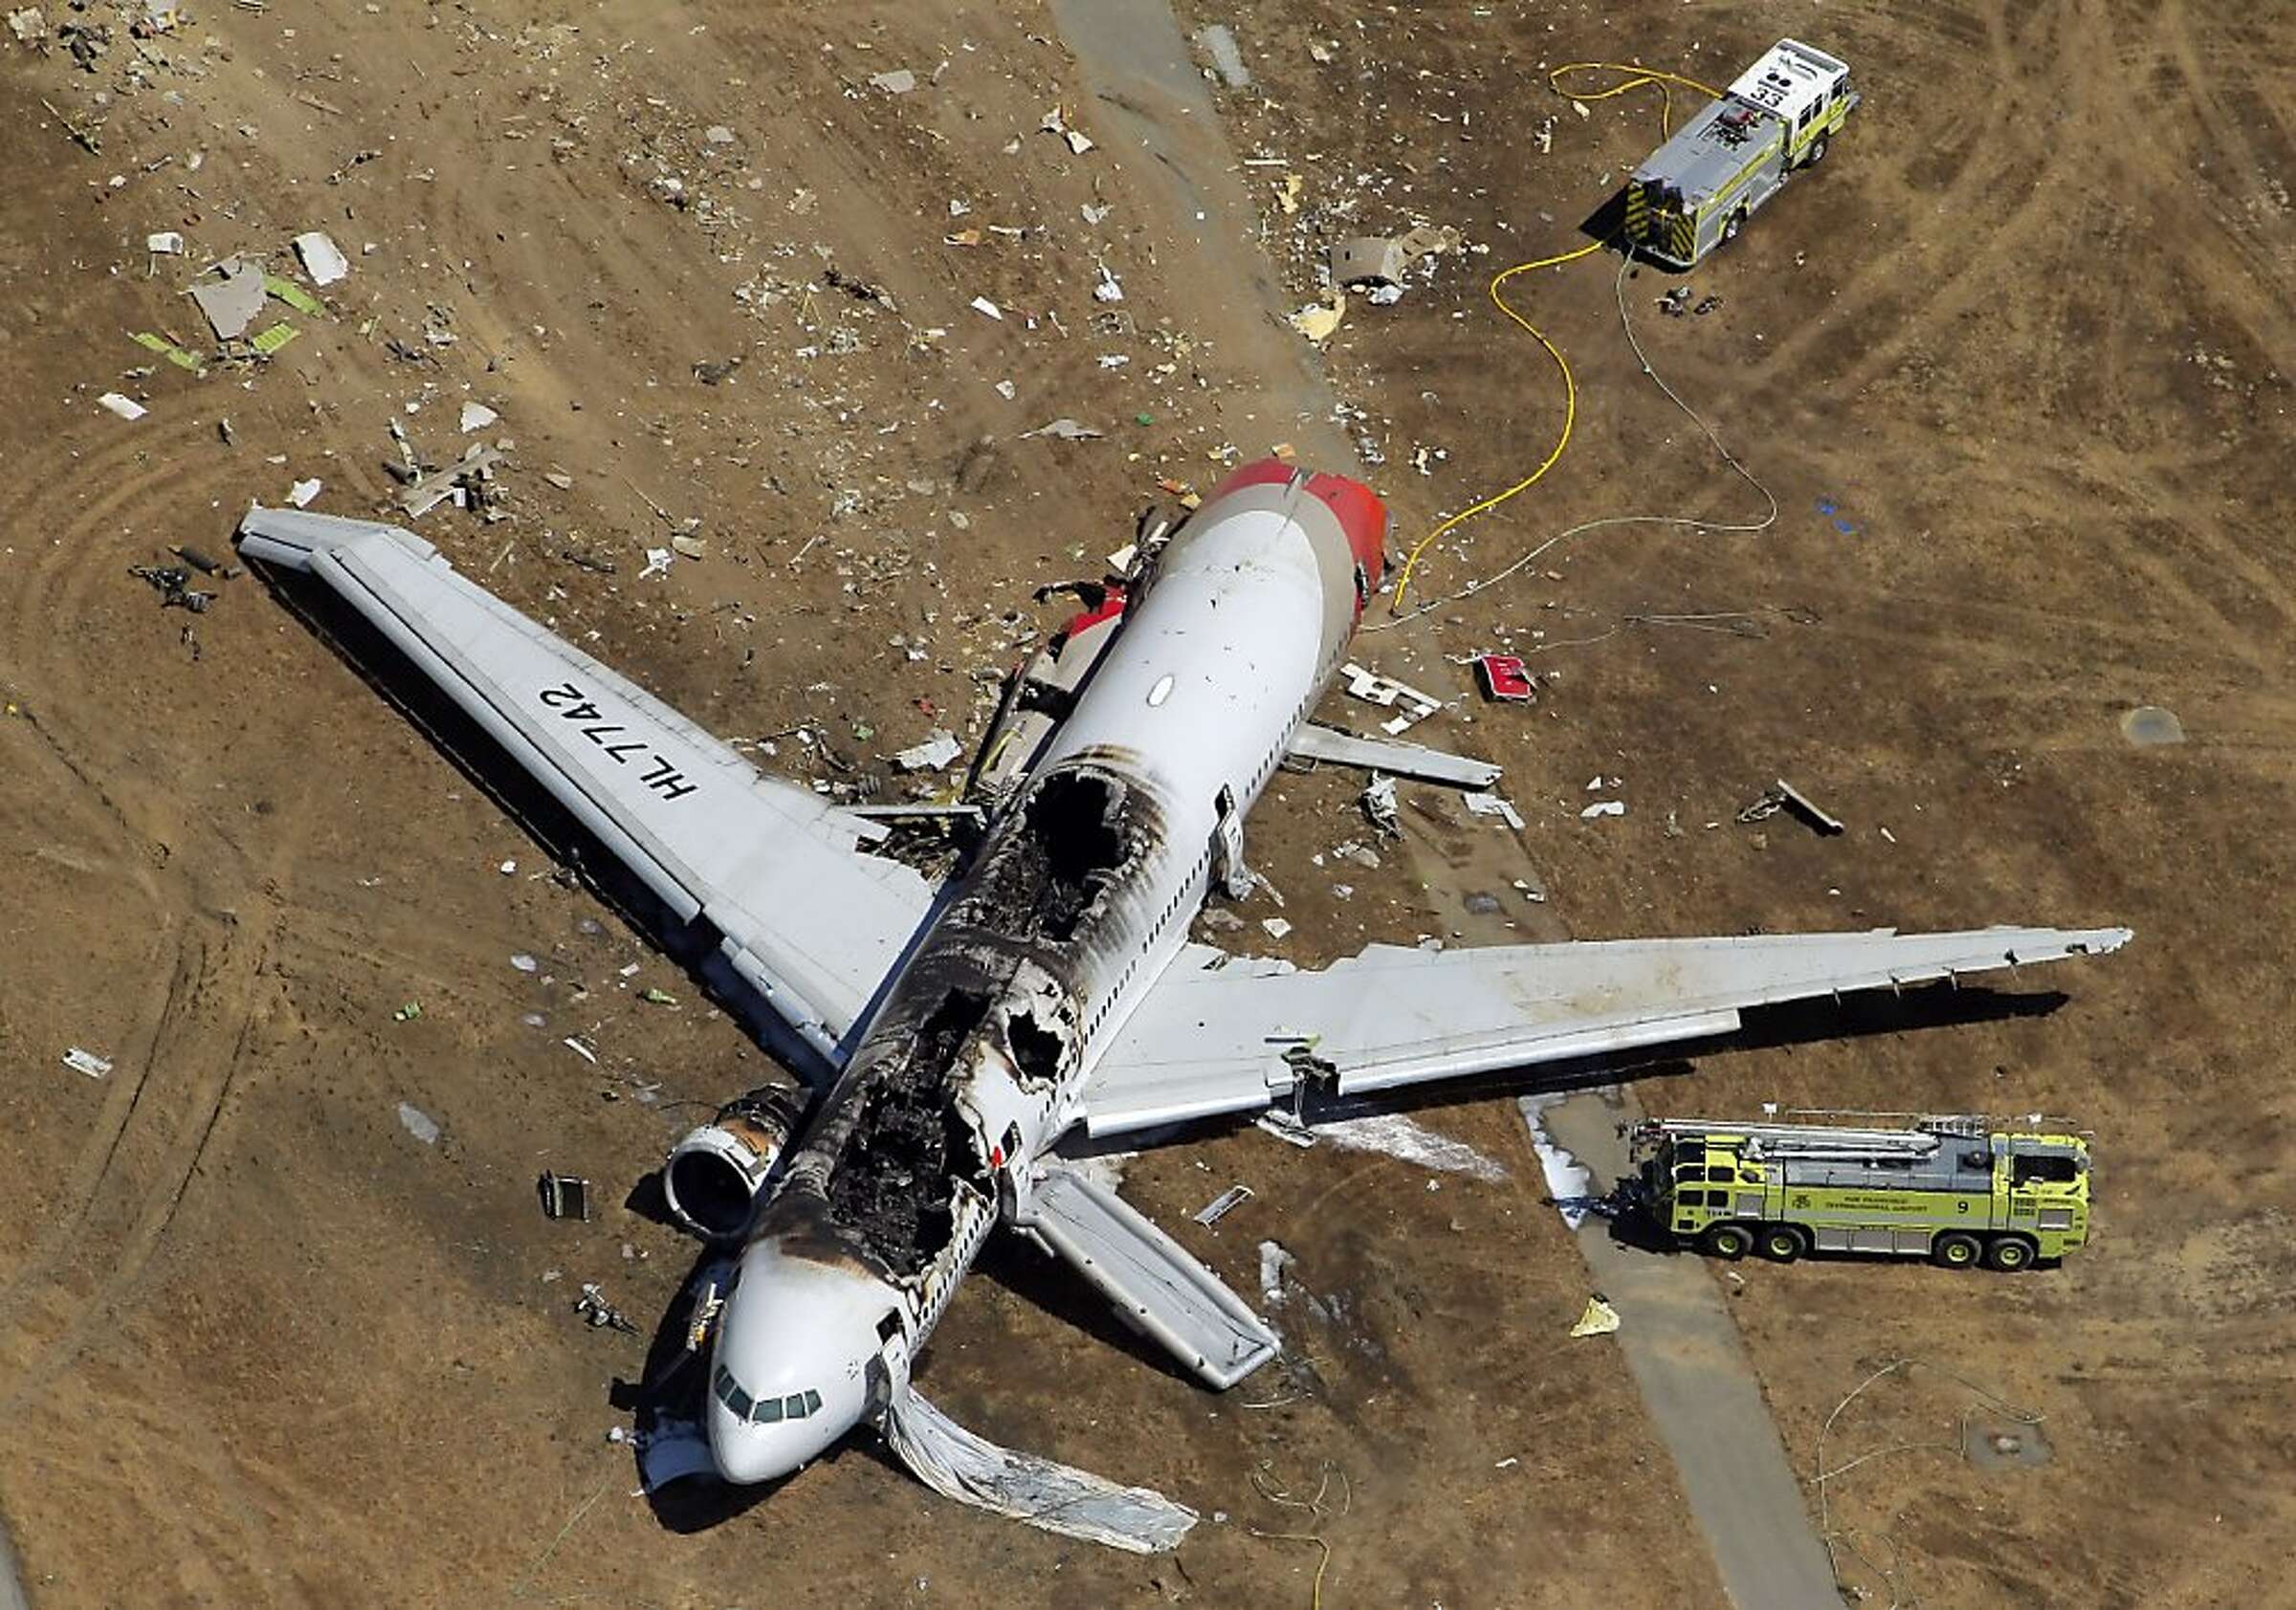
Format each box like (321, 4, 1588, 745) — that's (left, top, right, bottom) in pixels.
(396, 1102, 441, 1144)
(96, 391, 147, 421)
(1338, 661, 1443, 736)
(1192, 1184, 1252, 1226)
(1474, 652, 1536, 702)
(1466, 792, 1526, 829)
(1736, 779, 1844, 836)
(291, 230, 349, 287)
(61, 1047, 112, 1079)
(894, 730, 963, 772)
(1330, 224, 1461, 290)
(1023, 417, 1103, 440)
(537, 1173, 592, 1222)
(128, 563, 212, 612)
(574, 1282, 638, 1334)
(188, 255, 268, 341)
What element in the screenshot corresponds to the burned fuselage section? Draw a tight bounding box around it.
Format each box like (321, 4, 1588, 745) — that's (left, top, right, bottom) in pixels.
(752, 757, 1168, 1302)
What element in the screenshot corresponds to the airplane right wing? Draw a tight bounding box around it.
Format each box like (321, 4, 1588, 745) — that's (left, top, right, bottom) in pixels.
(1079, 926, 2130, 1138)
(237, 507, 941, 1075)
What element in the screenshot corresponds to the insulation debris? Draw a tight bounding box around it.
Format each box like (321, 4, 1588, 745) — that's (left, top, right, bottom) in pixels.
(291, 230, 350, 286)
(894, 730, 963, 772)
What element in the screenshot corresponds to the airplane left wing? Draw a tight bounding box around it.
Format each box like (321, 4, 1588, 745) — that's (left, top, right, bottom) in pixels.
(1079, 926, 2130, 1137)
(237, 507, 938, 1073)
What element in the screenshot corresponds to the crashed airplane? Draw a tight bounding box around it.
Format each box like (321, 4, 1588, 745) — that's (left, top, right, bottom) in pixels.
(235, 460, 2128, 1527)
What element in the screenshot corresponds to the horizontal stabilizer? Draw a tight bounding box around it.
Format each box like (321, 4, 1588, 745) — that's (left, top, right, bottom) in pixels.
(1020, 1163, 1278, 1389)
(1288, 722, 1502, 789)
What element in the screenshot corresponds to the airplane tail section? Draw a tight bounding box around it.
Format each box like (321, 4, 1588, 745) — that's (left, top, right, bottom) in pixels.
(1018, 1163, 1279, 1390)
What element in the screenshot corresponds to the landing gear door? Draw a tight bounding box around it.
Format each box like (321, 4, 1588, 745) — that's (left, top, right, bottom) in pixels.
(1210, 786, 1250, 898)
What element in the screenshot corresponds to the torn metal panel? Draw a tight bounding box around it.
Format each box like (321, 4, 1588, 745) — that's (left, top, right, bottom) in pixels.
(1289, 721, 1500, 789)
(1338, 661, 1444, 736)
(881, 1387, 1198, 1554)
(1079, 926, 2135, 1136)
(188, 255, 267, 341)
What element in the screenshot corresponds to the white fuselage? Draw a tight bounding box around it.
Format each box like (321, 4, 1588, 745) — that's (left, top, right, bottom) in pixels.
(706, 462, 1381, 1483)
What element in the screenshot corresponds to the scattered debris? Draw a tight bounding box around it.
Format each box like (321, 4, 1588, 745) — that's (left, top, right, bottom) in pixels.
(1260, 916, 1292, 940)
(131, 331, 203, 371)
(574, 1282, 638, 1334)
(458, 401, 498, 433)
(8, 9, 48, 48)
(894, 730, 963, 772)
(145, 231, 184, 255)
(1254, 1110, 1315, 1149)
(1022, 417, 1103, 440)
(1466, 792, 1526, 829)
(291, 231, 349, 287)
(510, 952, 539, 973)
(96, 391, 147, 421)
(396, 1101, 441, 1144)
(1736, 779, 1844, 836)
(286, 477, 321, 508)
(1256, 1240, 1295, 1306)
(61, 1047, 112, 1079)
(128, 563, 212, 612)
(1569, 1295, 1622, 1338)
(869, 68, 916, 95)
(2120, 705, 2186, 747)
(1338, 661, 1443, 736)
(170, 544, 221, 574)
(1330, 224, 1461, 290)
(1359, 772, 1401, 837)
(1193, 1184, 1253, 1226)
(1579, 799, 1626, 820)
(1474, 653, 1537, 702)
(392, 1001, 423, 1022)
(1092, 264, 1124, 303)
(188, 255, 268, 342)
(970, 296, 1004, 320)
(399, 444, 503, 518)
(1040, 105, 1094, 155)
(537, 1173, 592, 1222)
(692, 355, 743, 385)
(1287, 289, 1345, 344)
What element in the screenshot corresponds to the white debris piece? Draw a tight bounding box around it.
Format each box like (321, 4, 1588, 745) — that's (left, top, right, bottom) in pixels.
(1338, 661, 1444, 736)
(96, 392, 147, 421)
(1257, 1240, 1295, 1305)
(1105, 541, 1137, 574)
(459, 401, 499, 433)
(869, 69, 917, 95)
(285, 477, 322, 508)
(1579, 800, 1626, 820)
(883, 1388, 1196, 1555)
(1093, 265, 1124, 303)
(397, 1102, 442, 1145)
(510, 953, 539, 974)
(1023, 417, 1102, 440)
(292, 231, 350, 287)
(1260, 916, 1292, 940)
(702, 123, 737, 145)
(1570, 1296, 1622, 1338)
(1465, 792, 1525, 829)
(969, 296, 1004, 320)
(146, 231, 185, 254)
(62, 1047, 113, 1079)
(188, 255, 268, 341)
(640, 547, 673, 579)
(895, 730, 963, 772)
(1195, 23, 1251, 88)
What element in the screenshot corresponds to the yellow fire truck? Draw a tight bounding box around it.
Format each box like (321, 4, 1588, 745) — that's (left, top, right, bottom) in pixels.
(1629, 1113, 2092, 1270)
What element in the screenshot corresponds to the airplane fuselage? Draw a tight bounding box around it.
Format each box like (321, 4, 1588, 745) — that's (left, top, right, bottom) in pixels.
(704, 461, 1387, 1480)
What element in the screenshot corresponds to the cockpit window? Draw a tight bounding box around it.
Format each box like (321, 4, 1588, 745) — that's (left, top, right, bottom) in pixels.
(712, 1365, 753, 1421)
(718, 1368, 829, 1424)
(753, 1395, 784, 1424)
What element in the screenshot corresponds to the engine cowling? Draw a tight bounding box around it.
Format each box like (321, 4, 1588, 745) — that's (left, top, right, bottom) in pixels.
(661, 1084, 807, 1243)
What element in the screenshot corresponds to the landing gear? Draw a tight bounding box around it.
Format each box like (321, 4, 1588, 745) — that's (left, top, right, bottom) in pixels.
(1932, 1230, 1983, 1269)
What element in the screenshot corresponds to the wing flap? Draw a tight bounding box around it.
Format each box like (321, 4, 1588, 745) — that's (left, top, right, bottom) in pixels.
(1083, 926, 2130, 1137)
(240, 507, 937, 1067)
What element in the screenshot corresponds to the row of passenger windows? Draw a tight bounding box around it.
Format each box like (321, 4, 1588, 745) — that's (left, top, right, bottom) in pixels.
(712, 1365, 823, 1425)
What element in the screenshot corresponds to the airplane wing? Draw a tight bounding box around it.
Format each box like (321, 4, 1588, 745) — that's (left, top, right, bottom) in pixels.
(237, 507, 938, 1073)
(1078, 926, 2130, 1137)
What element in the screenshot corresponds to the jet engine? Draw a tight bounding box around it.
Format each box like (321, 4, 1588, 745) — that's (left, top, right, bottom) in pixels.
(661, 1084, 808, 1243)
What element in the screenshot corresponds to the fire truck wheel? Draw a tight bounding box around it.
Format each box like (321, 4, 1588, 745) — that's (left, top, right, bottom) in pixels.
(1700, 1223, 1754, 1260)
(1932, 1230, 1983, 1269)
(1984, 1235, 2037, 1271)
(1806, 137, 1828, 166)
(1760, 1224, 1809, 1263)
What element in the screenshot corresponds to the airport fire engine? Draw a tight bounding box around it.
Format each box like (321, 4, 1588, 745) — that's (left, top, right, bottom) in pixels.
(1624, 39, 1859, 269)
(1629, 1113, 2092, 1270)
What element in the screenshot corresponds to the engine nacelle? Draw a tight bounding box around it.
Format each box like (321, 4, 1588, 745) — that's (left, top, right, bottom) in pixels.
(661, 1084, 807, 1243)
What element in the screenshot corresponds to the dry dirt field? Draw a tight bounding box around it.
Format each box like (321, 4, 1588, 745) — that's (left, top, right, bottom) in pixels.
(0, 0, 2289, 1607)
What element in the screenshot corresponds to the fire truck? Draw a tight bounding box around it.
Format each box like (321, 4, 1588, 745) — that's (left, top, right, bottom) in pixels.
(1628, 1113, 2092, 1270)
(1624, 39, 1860, 270)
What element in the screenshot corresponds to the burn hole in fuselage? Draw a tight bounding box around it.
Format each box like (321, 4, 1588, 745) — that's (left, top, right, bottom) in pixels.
(960, 767, 1132, 943)
(1005, 1010, 1065, 1087)
(826, 987, 992, 1278)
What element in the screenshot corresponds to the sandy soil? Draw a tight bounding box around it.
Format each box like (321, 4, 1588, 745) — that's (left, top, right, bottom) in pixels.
(0, 0, 2288, 1606)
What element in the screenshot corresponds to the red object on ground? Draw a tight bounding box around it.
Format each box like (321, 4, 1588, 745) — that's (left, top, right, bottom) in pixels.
(1475, 653, 1536, 702)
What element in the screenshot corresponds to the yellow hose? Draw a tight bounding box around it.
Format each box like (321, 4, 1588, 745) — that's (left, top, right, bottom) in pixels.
(1386, 61, 1722, 614)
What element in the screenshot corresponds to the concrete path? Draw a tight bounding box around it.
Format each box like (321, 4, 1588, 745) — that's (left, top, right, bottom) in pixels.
(1541, 1092, 1844, 1610)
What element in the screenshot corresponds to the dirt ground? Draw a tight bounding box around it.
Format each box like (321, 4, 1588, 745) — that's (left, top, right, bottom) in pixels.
(0, 0, 2288, 1606)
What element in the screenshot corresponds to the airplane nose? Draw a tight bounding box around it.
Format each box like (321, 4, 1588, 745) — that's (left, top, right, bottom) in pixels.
(707, 1400, 787, 1486)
